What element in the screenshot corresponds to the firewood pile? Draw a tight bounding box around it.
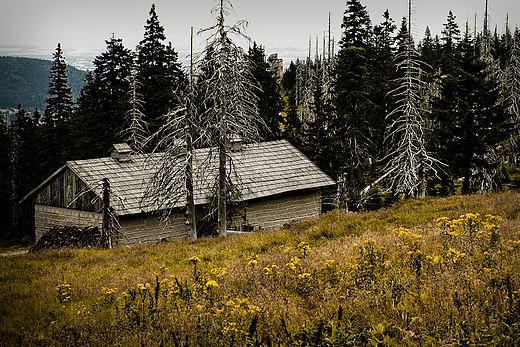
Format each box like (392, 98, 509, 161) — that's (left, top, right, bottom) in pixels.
(29, 226, 102, 253)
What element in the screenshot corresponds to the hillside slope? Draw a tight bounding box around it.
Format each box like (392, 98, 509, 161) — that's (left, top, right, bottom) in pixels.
(0, 56, 86, 113)
(1, 192, 520, 345)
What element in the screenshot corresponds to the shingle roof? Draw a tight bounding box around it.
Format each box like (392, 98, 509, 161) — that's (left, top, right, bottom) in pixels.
(32, 140, 336, 216)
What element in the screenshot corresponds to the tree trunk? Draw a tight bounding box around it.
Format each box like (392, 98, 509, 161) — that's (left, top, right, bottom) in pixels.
(186, 29, 197, 242)
(218, 127, 227, 237)
(218, 83, 227, 236)
(337, 173, 348, 212)
(417, 158, 426, 199)
(185, 130, 197, 241)
(218, 10, 228, 237)
(102, 177, 111, 248)
(462, 168, 471, 195)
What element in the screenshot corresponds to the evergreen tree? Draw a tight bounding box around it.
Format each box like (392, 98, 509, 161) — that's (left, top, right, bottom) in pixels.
(71, 71, 97, 157)
(432, 31, 512, 194)
(10, 104, 42, 237)
(339, 0, 372, 49)
(137, 4, 185, 131)
(491, 27, 502, 62)
(72, 37, 134, 159)
(420, 27, 440, 72)
(281, 89, 303, 149)
(370, 10, 398, 162)
(498, 22, 513, 71)
(41, 43, 74, 175)
(395, 17, 410, 56)
(334, 0, 376, 208)
(282, 61, 297, 93)
(334, 46, 373, 193)
(0, 112, 13, 238)
(440, 10, 461, 74)
(373, 10, 396, 52)
(248, 43, 283, 141)
(43, 43, 74, 126)
(303, 71, 336, 177)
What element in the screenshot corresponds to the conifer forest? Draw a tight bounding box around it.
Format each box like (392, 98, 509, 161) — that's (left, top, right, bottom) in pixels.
(1, 0, 519, 239)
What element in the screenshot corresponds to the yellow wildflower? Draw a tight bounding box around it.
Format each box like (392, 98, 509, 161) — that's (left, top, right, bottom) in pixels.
(205, 280, 218, 288)
(298, 273, 311, 279)
(189, 256, 201, 263)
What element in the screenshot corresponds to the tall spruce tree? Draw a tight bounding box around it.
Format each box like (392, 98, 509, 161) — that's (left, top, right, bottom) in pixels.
(0, 112, 13, 238)
(137, 4, 184, 131)
(41, 43, 74, 174)
(334, 0, 374, 208)
(432, 30, 512, 194)
(10, 105, 42, 237)
(43, 43, 74, 126)
(334, 46, 373, 202)
(440, 10, 461, 75)
(370, 10, 398, 164)
(281, 88, 303, 149)
(420, 27, 440, 72)
(339, 0, 372, 49)
(303, 69, 337, 177)
(395, 18, 410, 56)
(72, 37, 134, 159)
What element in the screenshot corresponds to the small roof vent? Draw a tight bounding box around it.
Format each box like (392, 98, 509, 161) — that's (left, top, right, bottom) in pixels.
(110, 143, 132, 162)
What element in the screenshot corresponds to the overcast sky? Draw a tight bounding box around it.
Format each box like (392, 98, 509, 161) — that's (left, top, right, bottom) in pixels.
(1, 0, 519, 68)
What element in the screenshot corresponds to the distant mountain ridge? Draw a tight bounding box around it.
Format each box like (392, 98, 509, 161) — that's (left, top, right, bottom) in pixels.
(0, 56, 87, 114)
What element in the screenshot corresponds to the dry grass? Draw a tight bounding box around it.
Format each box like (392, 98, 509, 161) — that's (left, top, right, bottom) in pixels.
(1, 191, 520, 346)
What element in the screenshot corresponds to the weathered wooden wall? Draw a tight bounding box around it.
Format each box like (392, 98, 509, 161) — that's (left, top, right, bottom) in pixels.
(34, 204, 103, 241)
(236, 190, 322, 231)
(117, 212, 187, 245)
(34, 168, 100, 211)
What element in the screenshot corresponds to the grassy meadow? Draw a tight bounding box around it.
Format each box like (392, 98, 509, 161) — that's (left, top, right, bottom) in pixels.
(2, 192, 520, 346)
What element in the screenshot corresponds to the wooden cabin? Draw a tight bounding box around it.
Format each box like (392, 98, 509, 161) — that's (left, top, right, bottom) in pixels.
(22, 140, 335, 245)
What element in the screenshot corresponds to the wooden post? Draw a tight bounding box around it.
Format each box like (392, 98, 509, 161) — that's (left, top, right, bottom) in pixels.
(102, 178, 111, 248)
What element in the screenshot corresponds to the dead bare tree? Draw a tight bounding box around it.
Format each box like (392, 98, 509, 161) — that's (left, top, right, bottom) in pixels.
(505, 28, 520, 166)
(382, 0, 443, 199)
(123, 55, 202, 242)
(141, 81, 206, 242)
(124, 59, 148, 152)
(197, 0, 263, 237)
(123, 0, 262, 239)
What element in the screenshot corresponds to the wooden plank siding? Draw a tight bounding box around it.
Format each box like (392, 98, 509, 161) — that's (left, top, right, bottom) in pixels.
(117, 211, 187, 245)
(34, 204, 103, 241)
(244, 190, 322, 231)
(34, 168, 100, 212)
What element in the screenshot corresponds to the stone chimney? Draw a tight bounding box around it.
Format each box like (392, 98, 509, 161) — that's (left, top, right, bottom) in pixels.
(110, 143, 132, 162)
(227, 134, 243, 152)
